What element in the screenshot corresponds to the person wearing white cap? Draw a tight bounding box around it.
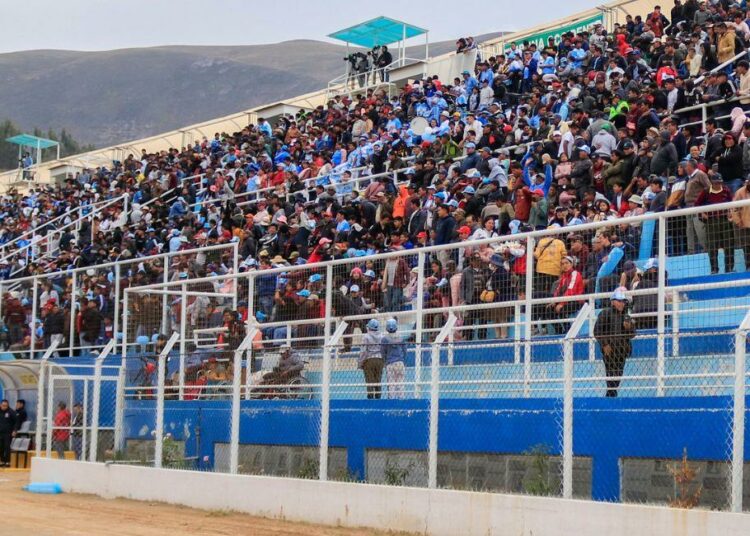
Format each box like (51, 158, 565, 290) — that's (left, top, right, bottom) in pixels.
(593, 286, 635, 397)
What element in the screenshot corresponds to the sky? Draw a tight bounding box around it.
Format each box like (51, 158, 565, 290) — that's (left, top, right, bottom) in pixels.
(0, 0, 602, 53)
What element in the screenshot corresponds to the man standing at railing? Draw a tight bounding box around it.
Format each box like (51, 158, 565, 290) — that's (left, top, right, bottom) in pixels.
(594, 288, 635, 398)
(684, 159, 710, 254)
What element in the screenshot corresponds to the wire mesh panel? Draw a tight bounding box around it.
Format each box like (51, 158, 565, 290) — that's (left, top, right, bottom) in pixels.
(571, 293, 736, 508)
(329, 339, 430, 487)
(237, 344, 324, 479)
(436, 338, 569, 497)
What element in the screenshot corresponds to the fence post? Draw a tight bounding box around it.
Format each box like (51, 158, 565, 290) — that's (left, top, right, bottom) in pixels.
(35, 356, 49, 456)
(513, 303, 521, 364)
(89, 339, 115, 462)
(588, 297, 596, 361)
(67, 272, 77, 357)
(671, 290, 680, 358)
(230, 331, 256, 474)
(179, 282, 187, 399)
(562, 302, 591, 500)
(319, 264, 335, 479)
(232, 242, 239, 310)
(113, 263, 122, 348)
(414, 251, 426, 396)
(320, 322, 348, 481)
(428, 314, 457, 489)
(121, 290, 129, 358)
(731, 310, 750, 511)
(524, 236, 535, 397)
(155, 332, 180, 469)
(656, 216, 667, 396)
(45, 372, 54, 458)
(114, 363, 126, 453)
(161, 256, 170, 334)
(30, 277, 38, 357)
(246, 274, 255, 332)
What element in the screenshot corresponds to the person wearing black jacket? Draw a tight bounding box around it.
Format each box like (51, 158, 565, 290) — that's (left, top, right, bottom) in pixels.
(0, 399, 16, 466)
(710, 133, 744, 194)
(594, 288, 636, 397)
(44, 302, 66, 357)
(14, 400, 27, 434)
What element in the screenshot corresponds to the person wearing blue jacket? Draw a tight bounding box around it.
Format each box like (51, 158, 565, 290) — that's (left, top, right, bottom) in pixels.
(521, 148, 553, 197)
(381, 318, 406, 399)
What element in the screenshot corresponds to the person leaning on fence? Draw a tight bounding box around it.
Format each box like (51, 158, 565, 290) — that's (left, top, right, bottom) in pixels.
(381, 319, 406, 399)
(543, 256, 584, 335)
(695, 173, 735, 274)
(594, 287, 636, 398)
(359, 319, 384, 399)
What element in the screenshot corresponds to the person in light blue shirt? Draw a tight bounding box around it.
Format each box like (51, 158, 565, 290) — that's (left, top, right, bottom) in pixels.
(381, 318, 406, 399)
(168, 230, 183, 253)
(385, 111, 402, 132)
(569, 43, 587, 71)
(478, 64, 494, 86)
(540, 50, 556, 76)
(462, 70, 479, 94)
(168, 197, 187, 220)
(258, 118, 272, 138)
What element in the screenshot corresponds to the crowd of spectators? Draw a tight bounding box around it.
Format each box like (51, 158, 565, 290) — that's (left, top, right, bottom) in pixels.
(3, 0, 750, 354)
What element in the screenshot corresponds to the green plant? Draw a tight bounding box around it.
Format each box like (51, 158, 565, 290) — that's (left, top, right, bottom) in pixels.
(332, 467, 361, 483)
(162, 435, 188, 469)
(384, 459, 413, 486)
(524, 444, 553, 496)
(297, 457, 319, 479)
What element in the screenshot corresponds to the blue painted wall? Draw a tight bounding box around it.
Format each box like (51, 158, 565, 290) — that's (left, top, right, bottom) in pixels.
(123, 395, 745, 502)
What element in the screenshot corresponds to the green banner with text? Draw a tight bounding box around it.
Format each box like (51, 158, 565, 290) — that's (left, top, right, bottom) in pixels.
(504, 14, 604, 54)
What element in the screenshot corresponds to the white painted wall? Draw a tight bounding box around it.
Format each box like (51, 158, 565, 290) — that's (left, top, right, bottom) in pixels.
(31, 458, 750, 536)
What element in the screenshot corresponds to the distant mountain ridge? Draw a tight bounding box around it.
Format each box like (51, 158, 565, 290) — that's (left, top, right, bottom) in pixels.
(0, 34, 498, 148)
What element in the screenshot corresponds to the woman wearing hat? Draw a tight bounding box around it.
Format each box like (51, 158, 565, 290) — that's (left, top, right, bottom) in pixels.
(594, 287, 636, 397)
(710, 132, 744, 195)
(544, 255, 584, 334)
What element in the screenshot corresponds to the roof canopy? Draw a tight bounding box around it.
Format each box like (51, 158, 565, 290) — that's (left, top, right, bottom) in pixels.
(5, 134, 59, 149)
(328, 16, 427, 49)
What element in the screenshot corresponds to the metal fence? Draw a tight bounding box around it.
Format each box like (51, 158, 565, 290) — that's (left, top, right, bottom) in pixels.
(0, 242, 238, 361)
(68, 308, 747, 511)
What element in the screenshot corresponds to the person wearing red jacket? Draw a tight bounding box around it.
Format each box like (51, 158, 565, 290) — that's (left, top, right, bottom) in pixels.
(544, 256, 585, 334)
(52, 402, 71, 459)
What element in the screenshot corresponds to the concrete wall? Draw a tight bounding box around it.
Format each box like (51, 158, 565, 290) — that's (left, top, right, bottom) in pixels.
(31, 458, 750, 536)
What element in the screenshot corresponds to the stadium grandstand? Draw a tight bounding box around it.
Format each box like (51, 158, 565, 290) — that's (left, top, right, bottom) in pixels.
(5, 0, 750, 533)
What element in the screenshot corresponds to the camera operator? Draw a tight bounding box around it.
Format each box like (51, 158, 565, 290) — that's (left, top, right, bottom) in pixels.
(344, 52, 370, 88)
(593, 286, 636, 397)
(373, 45, 392, 83)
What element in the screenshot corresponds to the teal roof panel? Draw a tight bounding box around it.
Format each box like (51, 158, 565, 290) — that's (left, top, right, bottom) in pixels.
(328, 16, 427, 48)
(5, 134, 59, 149)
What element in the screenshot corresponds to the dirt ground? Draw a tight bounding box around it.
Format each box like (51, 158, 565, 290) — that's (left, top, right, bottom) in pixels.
(0, 470, 411, 536)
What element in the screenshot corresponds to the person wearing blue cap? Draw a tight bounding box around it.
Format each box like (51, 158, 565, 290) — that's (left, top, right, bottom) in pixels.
(359, 319, 384, 399)
(593, 287, 635, 397)
(381, 318, 406, 399)
(460, 142, 481, 173)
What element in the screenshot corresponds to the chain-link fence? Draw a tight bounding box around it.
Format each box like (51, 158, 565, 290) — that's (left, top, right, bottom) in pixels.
(41, 361, 120, 462)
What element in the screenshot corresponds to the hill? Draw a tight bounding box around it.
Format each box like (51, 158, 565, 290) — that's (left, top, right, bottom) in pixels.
(0, 35, 498, 149)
